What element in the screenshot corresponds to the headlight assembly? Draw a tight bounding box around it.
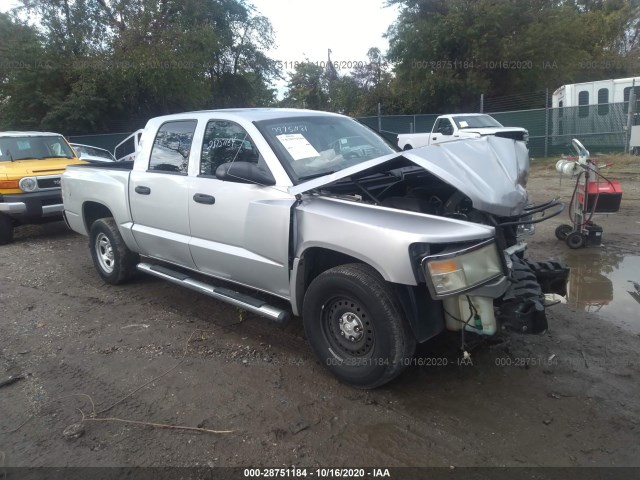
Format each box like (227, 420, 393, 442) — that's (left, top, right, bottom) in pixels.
(421, 240, 504, 298)
(19, 177, 38, 192)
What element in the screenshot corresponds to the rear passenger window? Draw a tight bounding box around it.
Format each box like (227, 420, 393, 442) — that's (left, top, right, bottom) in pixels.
(200, 120, 260, 176)
(115, 136, 135, 161)
(149, 120, 196, 174)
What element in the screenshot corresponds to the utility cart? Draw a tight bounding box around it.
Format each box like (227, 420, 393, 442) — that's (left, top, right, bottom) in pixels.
(554, 139, 622, 249)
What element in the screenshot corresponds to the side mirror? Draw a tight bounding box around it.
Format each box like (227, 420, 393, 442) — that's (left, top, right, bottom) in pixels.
(215, 161, 276, 186)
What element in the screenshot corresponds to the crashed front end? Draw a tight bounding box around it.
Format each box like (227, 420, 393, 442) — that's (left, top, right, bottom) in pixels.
(417, 235, 566, 336)
(404, 138, 569, 335)
(292, 136, 569, 337)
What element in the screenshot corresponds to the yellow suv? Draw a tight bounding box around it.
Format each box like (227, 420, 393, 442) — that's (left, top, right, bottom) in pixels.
(0, 132, 85, 244)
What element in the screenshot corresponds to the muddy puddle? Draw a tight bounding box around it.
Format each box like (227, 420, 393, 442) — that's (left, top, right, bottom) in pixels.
(560, 250, 640, 333)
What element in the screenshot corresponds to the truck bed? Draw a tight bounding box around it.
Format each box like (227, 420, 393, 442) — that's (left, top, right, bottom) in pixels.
(62, 161, 133, 237)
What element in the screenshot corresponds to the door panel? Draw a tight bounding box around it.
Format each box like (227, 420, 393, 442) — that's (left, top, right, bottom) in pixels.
(130, 171, 196, 268)
(188, 178, 294, 298)
(129, 120, 197, 268)
(188, 118, 293, 298)
(431, 118, 454, 145)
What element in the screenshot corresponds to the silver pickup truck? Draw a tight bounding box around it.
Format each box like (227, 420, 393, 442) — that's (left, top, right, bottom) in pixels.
(62, 109, 567, 388)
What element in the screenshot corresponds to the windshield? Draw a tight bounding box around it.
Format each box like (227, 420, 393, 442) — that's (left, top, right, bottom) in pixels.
(73, 145, 115, 160)
(0, 135, 75, 162)
(452, 115, 503, 129)
(255, 115, 395, 183)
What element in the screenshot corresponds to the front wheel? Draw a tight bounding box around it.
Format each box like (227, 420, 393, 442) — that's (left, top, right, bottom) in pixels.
(302, 263, 416, 389)
(89, 217, 139, 284)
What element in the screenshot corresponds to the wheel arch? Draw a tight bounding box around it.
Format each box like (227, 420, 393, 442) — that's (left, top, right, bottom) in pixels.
(292, 247, 377, 316)
(83, 200, 140, 253)
(291, 246, 444, 343)
(82, 201, 113, 233)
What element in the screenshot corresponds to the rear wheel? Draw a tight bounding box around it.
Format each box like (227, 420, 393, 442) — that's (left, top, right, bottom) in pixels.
(302, 263, 416, 389)
(0, 214, 13, 245)
(89, 217, 139, 284)
(566, 231, 585, 249)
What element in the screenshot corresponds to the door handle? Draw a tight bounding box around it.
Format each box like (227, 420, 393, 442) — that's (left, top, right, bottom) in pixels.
(193, 193, 215, 205)
(135, 186, 151, 195)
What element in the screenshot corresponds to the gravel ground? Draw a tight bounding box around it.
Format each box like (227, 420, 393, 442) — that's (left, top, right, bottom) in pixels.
(1, 157, 639, 469)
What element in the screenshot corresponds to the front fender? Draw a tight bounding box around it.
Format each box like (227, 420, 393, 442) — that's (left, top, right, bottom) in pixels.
(295, 196, 495, 286)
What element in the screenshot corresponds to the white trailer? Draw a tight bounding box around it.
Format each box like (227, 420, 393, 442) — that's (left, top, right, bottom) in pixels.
(551, 77, 640, 148)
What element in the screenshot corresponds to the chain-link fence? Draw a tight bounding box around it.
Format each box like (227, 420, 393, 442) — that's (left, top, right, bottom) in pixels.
(359, 99, 634, 158)
(68, 97, 634, 158)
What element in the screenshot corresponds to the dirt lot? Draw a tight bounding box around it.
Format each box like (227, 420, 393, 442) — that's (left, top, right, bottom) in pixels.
(1, 155, 640, 469)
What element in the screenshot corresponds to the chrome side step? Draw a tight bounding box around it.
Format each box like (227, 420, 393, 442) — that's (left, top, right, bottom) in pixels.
(137, 263, 290, 323)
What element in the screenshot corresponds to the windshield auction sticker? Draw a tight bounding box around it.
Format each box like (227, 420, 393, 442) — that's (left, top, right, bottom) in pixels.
(276, 133, 319, 161)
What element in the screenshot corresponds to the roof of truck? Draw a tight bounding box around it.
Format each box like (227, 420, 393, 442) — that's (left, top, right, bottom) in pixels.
(148, 108, 344, 123)
(440, 113, 490, 117)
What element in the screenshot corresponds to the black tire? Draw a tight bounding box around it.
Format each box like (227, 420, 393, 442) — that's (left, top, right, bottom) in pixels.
(89, 217, 139, 284)
(403, 144, 413, 151)
(554, 223, 573, 241)
(302, 263, 416, 389)
(565, 231, 585, 249)
(0, 214, 13, 245)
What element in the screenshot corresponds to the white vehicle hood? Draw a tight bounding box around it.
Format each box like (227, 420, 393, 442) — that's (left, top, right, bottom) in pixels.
(289, 136, 530, 217)
(462, 127, 527, 135)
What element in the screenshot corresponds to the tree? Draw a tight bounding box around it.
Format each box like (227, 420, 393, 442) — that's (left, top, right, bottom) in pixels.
(386, 0, 637, 112)
(0, 13, 53, 130)
(0, 0, 280, 134)
(281, 62, 328, 110)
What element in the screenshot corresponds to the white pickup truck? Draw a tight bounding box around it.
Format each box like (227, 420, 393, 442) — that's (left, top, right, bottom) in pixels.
(62, 108, 566, 388)
(397, 113, 529, 150)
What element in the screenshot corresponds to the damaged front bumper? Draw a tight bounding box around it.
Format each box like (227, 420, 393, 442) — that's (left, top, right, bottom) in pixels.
(422, 241, 569, 336)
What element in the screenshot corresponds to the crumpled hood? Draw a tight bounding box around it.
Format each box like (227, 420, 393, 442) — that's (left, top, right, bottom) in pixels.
(289, 136, 530, 217)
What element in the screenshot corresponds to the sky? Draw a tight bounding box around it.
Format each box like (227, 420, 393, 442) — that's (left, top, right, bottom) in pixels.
(0, 0, 17, 12)
(252, 0, 399, 67)
(252, 0, 399, 95)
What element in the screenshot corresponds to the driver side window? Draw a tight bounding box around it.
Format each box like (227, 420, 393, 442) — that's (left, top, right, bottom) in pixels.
(200, 120, 260, 176)
(435, 118, 453, 135)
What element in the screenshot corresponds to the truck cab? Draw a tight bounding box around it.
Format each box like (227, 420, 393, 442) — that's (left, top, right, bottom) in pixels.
(397, 114, 529, 150)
